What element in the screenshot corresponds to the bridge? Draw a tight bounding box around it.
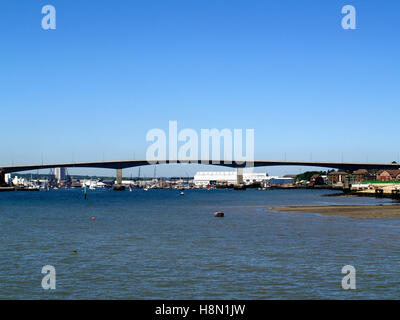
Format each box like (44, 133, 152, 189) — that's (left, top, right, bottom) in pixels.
(1, 159, 399, 186)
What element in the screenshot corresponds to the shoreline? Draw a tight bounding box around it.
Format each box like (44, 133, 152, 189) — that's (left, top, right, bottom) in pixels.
(270, 204, 400, 219)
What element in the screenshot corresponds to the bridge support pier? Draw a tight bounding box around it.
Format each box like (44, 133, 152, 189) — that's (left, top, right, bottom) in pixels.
(116, 169, 122, 185)
(237, 168, 244, 184)
(0, 171, 7, 187)
(113, 169, 125, 191)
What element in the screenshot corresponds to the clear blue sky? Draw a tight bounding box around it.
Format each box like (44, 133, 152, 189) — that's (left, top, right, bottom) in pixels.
(0, 0, 399, 177)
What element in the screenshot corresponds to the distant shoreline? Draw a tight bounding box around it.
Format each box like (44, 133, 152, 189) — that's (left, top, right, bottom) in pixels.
(270, 204, 400, 219)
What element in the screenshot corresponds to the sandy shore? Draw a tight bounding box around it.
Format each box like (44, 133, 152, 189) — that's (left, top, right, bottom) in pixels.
(270, 205, 400, 218)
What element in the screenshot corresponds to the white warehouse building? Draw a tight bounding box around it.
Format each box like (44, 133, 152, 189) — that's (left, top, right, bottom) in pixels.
(194, 171, 268, 186)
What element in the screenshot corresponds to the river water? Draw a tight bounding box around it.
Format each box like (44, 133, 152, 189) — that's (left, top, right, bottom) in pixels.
(0, 188, 399, 299)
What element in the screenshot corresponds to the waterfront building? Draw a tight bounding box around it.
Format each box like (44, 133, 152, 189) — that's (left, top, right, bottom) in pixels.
(376, 169, 400, 181)
(194, 171, 238, 186)
(193, 171, 268, 186)
(352, 169, 375, 183)
(266, 176, 294, 185)
(328, 171, 348, 184)
(54, 167, 66, 183)
(243, 172, 269, 184)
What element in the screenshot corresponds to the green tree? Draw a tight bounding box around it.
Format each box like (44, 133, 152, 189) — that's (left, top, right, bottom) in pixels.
(295, 171, 326, 182)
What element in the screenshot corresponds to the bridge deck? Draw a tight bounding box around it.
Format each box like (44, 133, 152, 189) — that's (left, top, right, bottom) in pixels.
(1, 160, 399, 174)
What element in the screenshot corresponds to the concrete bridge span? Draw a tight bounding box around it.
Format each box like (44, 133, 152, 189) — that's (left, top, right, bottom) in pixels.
(1, 159, 400, 187)
(1, 159, 399, 175)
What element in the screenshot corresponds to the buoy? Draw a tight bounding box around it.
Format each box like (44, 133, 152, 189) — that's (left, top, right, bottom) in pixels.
(92, 217, 95, 221)
(214, 211, 224, 217)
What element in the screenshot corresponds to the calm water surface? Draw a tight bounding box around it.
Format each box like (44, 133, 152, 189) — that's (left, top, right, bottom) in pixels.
(1, 188, 400, 299)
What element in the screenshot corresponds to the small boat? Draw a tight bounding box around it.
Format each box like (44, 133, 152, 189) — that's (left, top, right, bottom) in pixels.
(214, 211, 224, 217)
(144, 187, 149, 191)
(180, 191, 184, 196)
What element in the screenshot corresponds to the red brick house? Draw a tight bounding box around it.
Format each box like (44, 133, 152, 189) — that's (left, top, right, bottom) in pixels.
(328, 171, 348, 184)
(352, 169, 373, 183)
(376, 170, 400, 181)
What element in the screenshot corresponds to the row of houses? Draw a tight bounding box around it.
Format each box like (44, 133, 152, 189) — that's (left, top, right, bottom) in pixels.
(310, 169, 400, 186)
